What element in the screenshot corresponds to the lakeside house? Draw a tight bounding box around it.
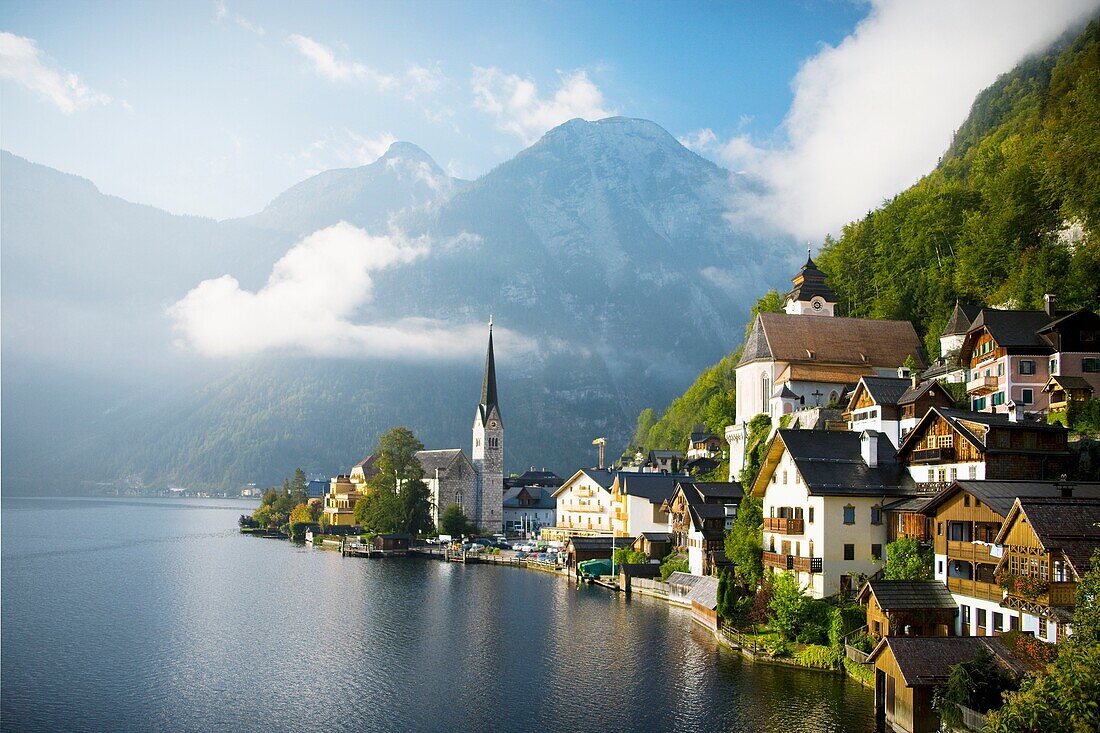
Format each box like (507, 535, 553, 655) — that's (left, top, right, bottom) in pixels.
(856, 580, 958, 639)
(502, 485, 557, 536)
(567, 535, 634, 573)
(609, 471, 688, 537)
(323, 474, 364, 527)
(920, 480, 1100, 642)
(545, 468, 616, 540)
(666, 480, 743, 576)
(868, 636, 1024, 733)
(992, 493, 1100, 642)
(751, 429, 915, 598)
(726, 255, 925, 479)
(959, 297, 1100, 415)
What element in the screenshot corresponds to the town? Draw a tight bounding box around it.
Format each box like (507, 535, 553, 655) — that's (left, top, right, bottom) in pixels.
(240, 256, 1100, 733)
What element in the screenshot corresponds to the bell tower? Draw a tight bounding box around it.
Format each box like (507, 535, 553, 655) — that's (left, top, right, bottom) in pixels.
(784, 249, 838, 316)
(472, 316, 503, 532)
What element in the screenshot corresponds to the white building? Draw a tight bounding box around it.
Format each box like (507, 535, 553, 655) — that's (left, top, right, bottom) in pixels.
(609, 472, 688, 538)
(546, 468, 616, 539)
(751, 429, 916, 598)
(727, 255, 925, 480)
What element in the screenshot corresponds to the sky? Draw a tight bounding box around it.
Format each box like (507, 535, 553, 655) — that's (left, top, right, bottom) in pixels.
(2, 0, 1098, 241)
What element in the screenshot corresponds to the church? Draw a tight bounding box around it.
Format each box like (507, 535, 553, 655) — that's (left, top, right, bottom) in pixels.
(725, 254, 925, 478)
(418, 319, 504, 533)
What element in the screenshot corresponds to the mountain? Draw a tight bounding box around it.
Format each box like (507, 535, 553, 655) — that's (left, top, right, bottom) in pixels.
(1, 118, 795, 494)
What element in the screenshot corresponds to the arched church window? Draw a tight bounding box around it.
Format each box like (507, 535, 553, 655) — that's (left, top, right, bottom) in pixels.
(762, 374, 771, 409)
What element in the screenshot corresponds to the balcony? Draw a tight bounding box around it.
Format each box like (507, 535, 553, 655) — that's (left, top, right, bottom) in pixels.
(764, 517, 805, 535)
(967, 375, 999, 395)
(911, 447, 956, 464)
(946, 576, 1003, 603)
(571, 505, 605, 513)
(1003, 579, 1078, 607)
(947, 540, 996, 564)
(763, 551, 820, 573)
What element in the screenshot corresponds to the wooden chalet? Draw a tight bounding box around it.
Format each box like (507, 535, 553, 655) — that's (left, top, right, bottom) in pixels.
(373, 533, 411, 554)
(993, 494, 1100, 642)
(632, 532, 671, 560)
(566, 535, 635, 572)
(666, 480, 742, 576)
(856, 580, 957, 639)
(868, 636, 1024, 733)
(1043, 374, 1094, 413)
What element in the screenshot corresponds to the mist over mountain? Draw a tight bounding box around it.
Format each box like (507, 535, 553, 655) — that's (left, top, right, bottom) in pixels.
(1, 117, 796, 494)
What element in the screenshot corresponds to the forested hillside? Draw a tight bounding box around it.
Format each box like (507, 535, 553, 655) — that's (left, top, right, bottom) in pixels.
(632, 18, 1100, 457)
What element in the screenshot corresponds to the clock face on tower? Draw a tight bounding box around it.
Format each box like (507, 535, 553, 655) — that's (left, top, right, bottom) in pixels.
(489, 421, 498, 428)
(812, 299, 823, 311)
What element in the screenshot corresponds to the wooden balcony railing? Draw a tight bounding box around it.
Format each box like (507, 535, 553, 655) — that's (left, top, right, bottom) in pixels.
(763, 551, 820, 573)
(764, 517, 805, 535)
(1004, 580, 1078, 607)
(911, 447, 956, 464)
(947, 576, 1003, 603)
(967, 375, 999, 395)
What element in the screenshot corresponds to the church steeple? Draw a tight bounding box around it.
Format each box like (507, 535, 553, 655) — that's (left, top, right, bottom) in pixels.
(480, 315, 498, 415)
(784, 247, 837, 316)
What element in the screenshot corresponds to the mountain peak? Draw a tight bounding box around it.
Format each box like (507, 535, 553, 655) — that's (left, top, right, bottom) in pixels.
(379, 141, 440, 169)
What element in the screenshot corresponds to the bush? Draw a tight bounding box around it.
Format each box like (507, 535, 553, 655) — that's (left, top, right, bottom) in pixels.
(999, 630, 1057, 667)
(762, 637, 793, 658)
(795, 644, 840, 669)
(828, 603, 867, 647)
(659, 552, 690, 580)
(796, 623, 828, 646)
(844, 656, 875, 686)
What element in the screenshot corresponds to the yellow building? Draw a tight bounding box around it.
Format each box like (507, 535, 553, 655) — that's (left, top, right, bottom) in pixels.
(323, 475, 364, 527)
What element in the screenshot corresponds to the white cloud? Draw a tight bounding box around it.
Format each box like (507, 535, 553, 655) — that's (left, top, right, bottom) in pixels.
(404, 62, 444, 99)
(0, 32, 110, 114)
(169, 221, 515, 360)
(696, 0, 1099, 241)
(288, 34, 396, 89)
(214, 1, 265, 35)
(471, 67, 615, 144)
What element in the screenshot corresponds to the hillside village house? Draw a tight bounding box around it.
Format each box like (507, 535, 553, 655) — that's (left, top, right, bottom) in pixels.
(856, 580, 958, 639)
(993, 493, 1100, 643)
(845, 375, 955, 448)
(752, 429, 916, 598)
(726, 255, 925, 479)
(920, 480, 1100, 641)
(609, 472, 688, 537)
(545, 468, 616, 540)
(959, 297, 1100, 415)
(921, 301, 982, 384)
(666, 480, 743, 575)
(896, 406, 1071, 492)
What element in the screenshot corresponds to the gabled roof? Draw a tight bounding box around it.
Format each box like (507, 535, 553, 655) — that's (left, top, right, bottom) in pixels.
(648, 450, 684, 460)
(1035, 308, 1100, 335)
(848, 376, 911, 409)
(689, 423, 718, 442)
(689, 481, 744, 501)
(896, 407, 1068, 459)
(752, 429, 915, 498)
(1044, 375, 1094, 391)
(568, 536, 635, 551)
(785, 252, 838, 305)
(416, 449, 469, 475)
(502, 486, 556, 509)
(738, 312, 924, 369)
(857, 580, 958, 611)
(638, 532, 671, 542)
(615, 472, 692, 506)
(551, 468, 617, 497)
(993, 496, 1100, 576)
(942, 302, 981, 336)
(920, 480, 1100, 518)
(898, 378, 953, 406)
(965, 309, 1053, 350)
(868, 637, 1024, 687)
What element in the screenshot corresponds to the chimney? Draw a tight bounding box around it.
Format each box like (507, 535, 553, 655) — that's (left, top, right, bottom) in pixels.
(861, 430, 879, 468)
(1044, 293, 1056, 317)
(1007, 401, 1023, 423)
(911, 375, 919, 390)
(1058, 482, 1074, 498)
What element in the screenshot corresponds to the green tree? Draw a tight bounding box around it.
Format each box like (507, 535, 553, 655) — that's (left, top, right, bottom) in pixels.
(289, 502, 316, 524)
(659, 552, 690, 580)
(399, 476, 433, 535)
(439, 503, 471, 537)
(738, 414, 774, 487)
(745, 288, 784, 338)
(290, 467, 308, 505)
(883, 538, 934, 580)
(724, 495, 764, 587)
(354, 426, 431, 534)
(937, 646, 1019, 727)
(613, 546, 647, 566)
(353, 490, 402, 532)
(1071, 550, 1100, 646)
(768, 571, 809, 641)
(368, 426, 426, 495)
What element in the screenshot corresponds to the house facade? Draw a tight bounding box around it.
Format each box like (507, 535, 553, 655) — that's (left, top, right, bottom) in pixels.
(502, 485, 556, 536)
(417, 449, 478, 528)
(666, 480, 743, 576)
(323, 474, 364, 527)
(751, 429, 915, 598)
(545, 468, 616, 540)
(609, 472, 687, 537)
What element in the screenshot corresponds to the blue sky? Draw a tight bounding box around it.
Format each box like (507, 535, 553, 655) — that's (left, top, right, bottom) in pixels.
(2, 0, 1097, 234)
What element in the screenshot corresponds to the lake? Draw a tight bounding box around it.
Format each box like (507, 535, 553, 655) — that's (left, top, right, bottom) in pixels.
(1, 497, 874, 732)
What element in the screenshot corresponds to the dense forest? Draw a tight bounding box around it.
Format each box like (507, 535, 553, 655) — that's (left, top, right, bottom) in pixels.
(632, 18, 1100, 456)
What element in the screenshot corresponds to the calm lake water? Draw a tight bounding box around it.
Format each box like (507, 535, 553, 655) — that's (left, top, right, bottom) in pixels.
(1, 497, 874, 733)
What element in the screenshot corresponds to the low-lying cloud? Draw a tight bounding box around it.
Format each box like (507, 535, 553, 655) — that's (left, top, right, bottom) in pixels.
(0, 32, 111, 114)
(681, 0, 1098, 242)
(169, 222, 521, 361)
(472, 67, 614, 145)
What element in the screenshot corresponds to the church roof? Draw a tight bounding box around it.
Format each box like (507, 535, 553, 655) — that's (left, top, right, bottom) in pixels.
(738, 313, 924, 369)
(785, 252, 838, 304)
(479, 322, 499, 420)
(416, 449, 468, 475)
(942, 302, 981, 336)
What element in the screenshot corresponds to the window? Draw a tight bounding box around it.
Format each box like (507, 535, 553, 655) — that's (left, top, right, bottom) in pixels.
(870, 506, 882, 525)
(1010, 615, 1020, 631)
(992, 392, 1006, 407)
(950, 467, 957, 482)
(937, 522, 943, 536)
(871, 544, 882, 560)
(782, 470, 788, 485)
(1050, 358, 1058, 375)
(844, 544, 855, 561)
(843, 505, 855, 525)
(962, 605, 971, 626)
(1084, 358, 1100, 373)
(1020, 359, 1036, 375)
(997, 362, 1005, 377)
(762, 374, 771, 408)
(938, 560, 944, 575)
(808, 507, 814, 524)
(977, 608, 987, 632)
(993, 612, 1004, 632)
(969, 465, 978, 480)
(1021, 388, 1033, 405)
(964, 494, 970, 507)
(1083, 330, 1098, 343)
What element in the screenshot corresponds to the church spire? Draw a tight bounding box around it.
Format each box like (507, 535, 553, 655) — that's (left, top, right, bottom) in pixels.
(480, 315, 498, 412)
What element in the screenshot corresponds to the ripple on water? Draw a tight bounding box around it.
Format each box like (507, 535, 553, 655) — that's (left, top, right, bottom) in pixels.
(1, 497, 874, 733)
